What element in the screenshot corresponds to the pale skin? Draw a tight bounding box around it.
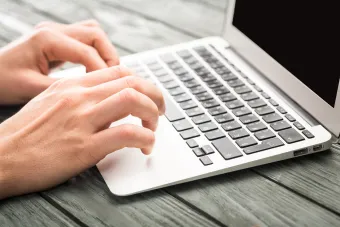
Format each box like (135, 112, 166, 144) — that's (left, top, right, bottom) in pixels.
(0, 20, 165, 200)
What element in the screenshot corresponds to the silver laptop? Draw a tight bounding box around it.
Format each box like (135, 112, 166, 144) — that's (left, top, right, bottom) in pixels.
(93, 0, 338, 196)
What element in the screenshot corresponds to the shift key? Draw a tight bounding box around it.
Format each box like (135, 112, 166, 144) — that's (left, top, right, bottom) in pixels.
(212, 137, 243, 160)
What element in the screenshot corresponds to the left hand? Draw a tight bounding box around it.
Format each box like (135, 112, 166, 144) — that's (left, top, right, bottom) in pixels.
(0, 19, 119, 105)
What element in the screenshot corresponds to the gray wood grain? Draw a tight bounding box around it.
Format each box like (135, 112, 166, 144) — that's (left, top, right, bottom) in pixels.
(42, 169, 221, 227)
(254, 148, 340, 214)
(0, 194, 79, 227)
(96, 0, 226, 37)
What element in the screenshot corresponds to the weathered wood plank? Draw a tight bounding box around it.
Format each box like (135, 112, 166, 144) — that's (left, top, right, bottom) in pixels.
(43, 168, 221, 227)
(96, 0, 226, 37)
(167, 169, 340, 227)
(254, 148, 340, 214)
(0, 194, 80, 227)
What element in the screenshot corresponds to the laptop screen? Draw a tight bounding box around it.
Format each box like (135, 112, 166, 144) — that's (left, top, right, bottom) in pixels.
(232, 1, 340, 107)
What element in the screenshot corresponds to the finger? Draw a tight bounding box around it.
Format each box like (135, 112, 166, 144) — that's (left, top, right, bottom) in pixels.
(35, 29, 107, 72)
(62, 26, 119, 66)
(78, 65, 133, 87)
(90, 75, 165, 115)
(35, 21, 119, 66)
(91, 124, 155, 159)
(90, 88, 159, 131)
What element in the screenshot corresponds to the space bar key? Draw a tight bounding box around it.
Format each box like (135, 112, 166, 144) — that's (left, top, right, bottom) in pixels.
(212, 137, 243, 160)
(164, 94, 185, 122)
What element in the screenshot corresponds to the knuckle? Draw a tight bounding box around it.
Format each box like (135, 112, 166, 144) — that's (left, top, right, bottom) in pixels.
(120, 124, 137, 139)
(58, 96, 76, 108)
(82, 46, 97, 58)
(124, 76, 141, 89)
(86, 19, 100, 27)
(146, 131, 156, 146)
(112, 65, 132, 79)
(31, 27, 54, 42)
(120, 88, 139, 104)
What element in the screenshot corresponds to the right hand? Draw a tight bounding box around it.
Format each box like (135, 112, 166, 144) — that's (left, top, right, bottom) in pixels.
(0, 66, 165, 199)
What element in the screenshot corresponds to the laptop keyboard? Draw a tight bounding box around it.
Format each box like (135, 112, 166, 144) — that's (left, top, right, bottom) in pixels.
(123, 45, 315, 166)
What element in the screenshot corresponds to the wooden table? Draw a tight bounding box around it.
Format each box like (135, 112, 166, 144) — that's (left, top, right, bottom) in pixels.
(1, 1, 340, 226)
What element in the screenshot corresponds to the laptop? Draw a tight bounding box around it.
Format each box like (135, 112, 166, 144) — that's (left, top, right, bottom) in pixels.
(57, 0, 339, 196)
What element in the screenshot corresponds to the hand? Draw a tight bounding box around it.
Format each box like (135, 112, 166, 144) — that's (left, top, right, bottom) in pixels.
(0, 66, 165, 199)
(0, 20, 119, 105)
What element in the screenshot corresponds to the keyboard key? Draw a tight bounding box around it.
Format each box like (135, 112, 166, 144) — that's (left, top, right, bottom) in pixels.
(201, 74, 216, 82)
(219, 93, 237, 102)
(236, 136, 258, 148)
(202, 145, 215, 154)
(189, 62, 204, 71)
(168, 62, 183, 70)
(255, 106, 275, 116)
(199, 122, 218, 133)
(222, 121, 242, 131)
(293, 121, 305, 130)
(215, 67, 230, 75)
(246, 78, 255, 85)
(229, 128, 249, 140)
(212, 137, 243, 160)
(158, 75, 173, 83)
(173, 67, 188, 76)
(184, 79, 200, 88)
(174, 93, 191, 103)
(186, 107, 204, 117)
(192, 114, 211, 125)
(248, 99, 267, 108)
(178, 73, 194, 82)
(200, 156, 213, 166)
(244, 138, 284, 154)
(285, 114, 296, 122)
(184, 57, 198, 65)
(153, 69, 168, 77)
(228, 79, 244, 88)
(232, 107, 252, 117)
(278, 128, 305, 144)
(262, 92, 270, 99)
(253, 85, 263, 92)
(205, 129, 226, 141)
(277, 106, 287, 114)
(213, 87, 230, 95)
(208, 106, 228, 116)
(215, 113, 234, 124)
(202, 99, 220, 109)
(221, 73, 238, 81)
(302, 130, 315, 139)
(239, 115, 258, 125)
(180, 100, 197, 110)
(241, 92, 259, 101)
(269, 99, 279, 106)
(263, 113, 283, 123)
(247, 122, 267, 132)
(190, 85, 206, 95)
(196, 92, 213, 102)
(169, 87, 185, 96)
(164, 95, 185, 122)
(164, 81, 179, 89)
(270, 120, 291, 131)
(193, 147, 205, 157)
(172, 119, 193, 132)
(177, 50, 192, 59)
(196, 68, 210, 77)
(186, 139, 198, 148)
(226, 100, 244, 109)
(207, 81, 223, 89)
(148, 63, 163, 71)
(234, 86, 252, 94)
(255, 129, 276, 141)
(180, 129, 200, 140)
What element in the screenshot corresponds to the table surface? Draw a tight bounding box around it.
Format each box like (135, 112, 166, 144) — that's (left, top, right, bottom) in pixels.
(1, 1, 340, 226)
